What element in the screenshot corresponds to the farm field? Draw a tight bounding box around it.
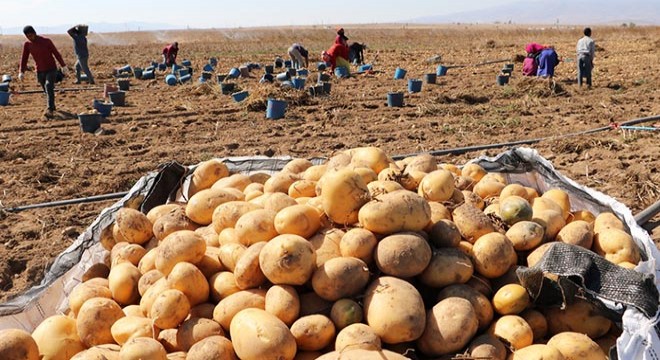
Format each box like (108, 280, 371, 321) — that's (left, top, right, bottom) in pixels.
(0, 24, 658, 301)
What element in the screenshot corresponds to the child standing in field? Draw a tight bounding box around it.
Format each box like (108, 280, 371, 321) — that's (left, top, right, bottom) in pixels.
(576, 27, 595, 87)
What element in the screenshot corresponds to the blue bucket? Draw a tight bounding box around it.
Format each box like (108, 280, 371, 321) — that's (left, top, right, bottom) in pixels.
(201, 72, 213, 80)
(108, 91, 126, 106)
(424, 73, 437, 84)
(260, 74, 274, 83)
(387, 92, 404, 107)
(133, 67, 143, 79)
(178, 68, 189, 77)
(220, 82, 235, 95)
(274, 58, 283, 68)
(437, 65, 448, 76)
(158, 63, 167, 71)
(287, 68, 297, 77)
(358, 64, 373, 73)
(265, 65, 274, 74)
(93, 99, 113, 117)
(292, 77, 306, 90)
(151, 61, 159, 68)
(318, 73, 330, 83)
(228, 68, 241, 79)
(297, 69, 309, 76)
(216, 74, 227, 82)
(179, 74, 192, 84)
(203, 63, 214, 72)
(408, 79, 422, 93)
(181, 59, 192, 67)
(171, 64, 183, 73)
(334, 67, 349, 78)
(276, 72, 290, 82)
(145, 66, 155, 72)
(231, 90, 249, 102)
(165, 74, 177, 86)
(284, 60, 292, 68)
(117, 64, 132, 74)
(322, 82, 331, 94)
(78, 113, 101, 133)
(142, 70, 155, 80)
(198, 76, 206, 83)
(209, 57, 218, 67)
(266, 99, 287, 119)
(497, 74, 509, 86)
(281, 81, 293, 89)
(317, 62, 327, 71)
(394, 67, 407, 80)
(0, 82, 9, 92)
(0, 91, 10, 106)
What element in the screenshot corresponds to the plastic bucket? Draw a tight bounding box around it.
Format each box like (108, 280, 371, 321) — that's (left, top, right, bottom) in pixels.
(0, 91, 10, 106)
(424, 73, 437, 84)
(274, 58, 283, 68)
(358, 64, 373, 73)
(309, 84, 325, 96)
(297, 69, 309, 77)
(228, 68, 241, 79)
(408, 79, 423, 93)
(504, 63, 515, 71)
(318, 73, 330, 83)
(181, 59, 192, 67)
(387, 92, 404, 107)
(201, 72, 213, 80)
(103, 84, 118, 97)
(284, 60, 292, 68)
(220, 82, 235, 95)
(266, 99, 287, 119)
(178, 68, 189, 77)
(292, 77, 306, 90)
(108, 91, 126, 106)
(133, 68, 143, 79)
(209, 57, 218, 67)
(203, 63, 214, 72)
(260, 74, 274, 83)
(317, 62, 327, 71)
(93, 99, 113, 117)
(179, 74, 192, 84)
(281, 81, 293, 89)
(239, 66, 250, 78)
(165, 74, 177, 86)
(141, 70, 155, 80)
(216, 74, 227, 83)
(497, 74, 510, 86)
(394, 67, 407, 80)
(117, 64, 132, 74)
(334, 67, 349, 78)
(276, 72, 290, 82)
(117, 79, 130, 91)
(198, 76, 206, 83)
(322, 82, 331, 94)
(78, 113, 101, 133)
(231, 90, 249, 102)
(151, 61, 159, 67)
(264, 65, 274, 74)
(158, 63, 167, 71)
(436, 65, 448, 76)
(501, 68, 512, 75)
(171, 64, 183, 73)
(145, 66, 155, 72)
(0, 82, 9, 92)
(287, 68, 297, 77)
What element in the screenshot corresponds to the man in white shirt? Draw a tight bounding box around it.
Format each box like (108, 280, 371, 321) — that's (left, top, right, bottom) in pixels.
(576, 27, 595, 87)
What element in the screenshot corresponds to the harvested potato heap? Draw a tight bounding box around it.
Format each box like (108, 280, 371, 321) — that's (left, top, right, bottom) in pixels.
(1, 147, 641, 360)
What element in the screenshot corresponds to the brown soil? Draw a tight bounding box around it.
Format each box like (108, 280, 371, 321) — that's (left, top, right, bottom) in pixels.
(0, 25, 658, 301)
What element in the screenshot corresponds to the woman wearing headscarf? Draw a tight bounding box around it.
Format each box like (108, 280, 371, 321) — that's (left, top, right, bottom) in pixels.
(522, 42, 545, 76)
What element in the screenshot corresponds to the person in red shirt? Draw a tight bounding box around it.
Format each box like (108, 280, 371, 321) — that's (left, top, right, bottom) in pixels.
(335, 27, 348, 47)
(162, 42, 179, 67)
(324, 42, 351, 76)
(18, 25, 67, 115)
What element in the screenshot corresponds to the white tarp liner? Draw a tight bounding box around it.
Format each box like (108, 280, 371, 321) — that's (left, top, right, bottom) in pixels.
(1, 148, 658, 359)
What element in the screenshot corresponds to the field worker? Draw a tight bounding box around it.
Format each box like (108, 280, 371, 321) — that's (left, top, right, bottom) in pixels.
(324, 43, 351, 75)
(19, 25, 67, 116)
(162, 42, 179, 67)
(349, 42, 367, 65)
(576, 27, 595, 87)
(522, 42, 545, 76)
(335, 27, 349, 47)
(288, 43, 309, 69)
(536, 46, 560, 78)
(67, 24, 95, 85)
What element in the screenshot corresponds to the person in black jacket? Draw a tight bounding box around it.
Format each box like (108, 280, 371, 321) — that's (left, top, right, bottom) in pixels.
(349, 42, 367, 65)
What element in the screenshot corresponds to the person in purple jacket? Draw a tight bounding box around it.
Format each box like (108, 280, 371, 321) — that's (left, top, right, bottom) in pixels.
(537, 47, 560, 79)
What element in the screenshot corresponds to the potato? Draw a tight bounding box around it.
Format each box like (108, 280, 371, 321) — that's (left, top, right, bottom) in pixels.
(309, 228, 343, 267)
(137, 248, 158, 274)
(527, 242, 554, 267)
(572, 210, 596, 224)
(263, 192, 298, 212)
(76, 297, 125, 347)
(417, 297, 479, 356)
(375, 232, 432, 278)
(492, 284, 530, 315)
(506, 221, 545, 251)
(510, 344, 566, 360)
(330, 299, 363, 330)
(244, 182, 264, 195)
(213, 289, 267, 330)
(473, 181, 506, 200)
(176, 317, 224, 351)
(211, 173, 251, 191)
(189, 159, 230, 195)
(542, 189, 571, 220)
(500, 183, 529, 200)
(100, 225, 117, 252)
(122, 305, 143, 317)
(466, 275, 494, 298)
(312, 257, 370, 301)
(153, 206, 199, 240)
(557, 220, 593, 249)
(196, 247, 224, 278)
(264, 172, 300, 193)
(427, 201, 452, 222)
(316, 349, 408, 359)
(352, 166, 379, 185)
(520, 309, 548, 341)
(211, 201, 261, 234)
(468, 334, 507, 360)
(107, 262, 141, 306)
(265, 285, 300, 326)
(155, 230, 206, 275)
(190, 302, 215, 319)
(85, 277, 109, 288)
(437, 284, 493, 330)
(113, 208, 153, 245)
(249, 172, 270, 185)
(111, 242, 146, 267)
(210, 271, 241, 302)
(119, 337, 167, 360)
(139, 277, 171, 316)
(290, 315, 336, 351)
(593, 228, 641, 265)
(454, 175, 475, 191)
(110, 316, 157, 345)
(230, 308, 297, 360)
(427, 219, 461, 248)
(532, 197, 564, 216)
(321, 168, 370, 225)
(364, 276, 426, 344)
(487, 315, 533, 351)
(533, 210, 566, 241)
(167, 262, 210, 306)
(218, 243, 247, 272)
(367, 180, 404, 197)
(417, 169, 455, 202)
(157, 329, 180, 353)
(452, 203, 496, 243)
(70, 344, 120, 360)
(462, 163, 487, 182)
(499, 195, 533, 225)
(349, 147, 392, 174)
(146, 204, 184, 224)
(234, 209, 278, 246)
(340, 228, 378, 264)
(259, 234, 316, 285)
(166, 352, 187, 360)
(69, 283, 112, 317)
(295, 351, 324, 360)
(472, 233, 516, 278)
(303, 164, 328, 181)
(32, 315, 85, 360)
(288, 179, 317, 198)
(463, 190, 486, 210)
(335, 323, 381, 352)
(547, 332, 606, 360)
(83, 263, 110, 282)
(186, 335, 237, 360)
(150, 289, 190, 329)
(186, 188, 242, 225)
(419, 248, 473, 288)
(526, 187, 540, 200)
(544, 299, 612, 338)
(274, 204, 321, 238)
(136, 270, 163, 297)
(359, 190, 431, 235)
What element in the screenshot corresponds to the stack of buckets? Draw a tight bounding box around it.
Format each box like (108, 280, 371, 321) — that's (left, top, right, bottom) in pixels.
(0, 77, 10, 106)
(497, 63, 514, 86)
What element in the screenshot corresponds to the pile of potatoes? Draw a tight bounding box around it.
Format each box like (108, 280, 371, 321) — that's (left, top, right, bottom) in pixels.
(1, 146, 643, 360)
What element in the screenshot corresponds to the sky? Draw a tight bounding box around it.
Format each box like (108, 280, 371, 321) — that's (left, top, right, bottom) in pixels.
(0, 0, 523, 31)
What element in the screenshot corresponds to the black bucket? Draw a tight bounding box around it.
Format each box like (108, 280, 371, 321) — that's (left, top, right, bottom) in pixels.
(108, 91, 126, 106)
(318, 73, 330, 83)
(78, 113, 101, 133)
(424, 73, 437, 84)
(322, 82, 331, 94)
(221, 82, 235, 95)
(117, 79, 130, 91)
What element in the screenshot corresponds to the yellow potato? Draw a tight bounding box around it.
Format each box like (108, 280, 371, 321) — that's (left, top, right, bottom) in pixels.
(308, 228, 343, 267)
(312, 257, 370, 301)
(218, 242, 247, 272)
(557, 220, 594, 249)
(375, 232, 432, 278)
(123, 305, 143, 317)
(233, 242, 267, 290)
(290, 315, 336, 351)
(321, 168, 370, 225)
(188, 159, 230, 196)
(167, 262, 210, 306)
(461, 163, 487, 182)
(472, 232, 517, 278)
(152, 206, 198, 241)
(31, 315, 85, 360)
(520, 309, 548, 341)
(500, 183, 529, 200)
(137, 248, 158, 274)
(69, 283, 112, 317)
(542, 189, 571, 220)
(186, 188, 242, 225)
(330, 299, 363, 330)
(593, 228, 641, 265)
(119, 337, 167, 360)
(487, 315, 533, 351)
(532, 209, 566, 241)
(195, 247, 224, 278)
(437, 284, 494, 331)
(473, 180, 506, 200)
(108, 262, 141, 305)
(427, 219, 462, 248)
(468, 334, 507, 360)
(155, 230, 206, 275)
(339, 228, 378, 264)
(76, 297, 125, 347)
(211, 173, 251, 191)
(419, 247, 473, 288)
(492, 284, 530, 315)
(510, 344, 566, 360)
(335, 323, 382, 352)
(213, 289, 267, 330)
(302, 164, 328, 181)
(111, 242, 146, 267)
(348, 147, 392, 174)
(211, 201, 261, 234)
(506, 220, 545, 251)
(359, 190, 431, 235)
(218, 227, 239, 246)
(367, 180, 405, 197)
(234, 209, 278, 246)
(352, 166, 379, 188)
(230, 308, 296, 360)
(114, 208, 153, 245)
(288, 179, 317, 198)
(186, 335, 237, 360)
(139, 277, 170, 316)
(150, 289, 191, 329)
(404, 153, 438, 173)
(260, 234, 316, 285)
(417, 298, 479, 356)
(463, 190, 486, 210)
(70, 345, 120, 360)
(146, 203, 184, 224)
(547, 332, 606, 360)
(189, 303, 216, 320)
(249, 172, 270, 185)
(265, 285, 301, 326)
(452, 203, 496, 243)
(418, 169, 455, 202)
(176, 317, 224, 351)
(544, 299, 612, 338)
(157, 328, 180, 353)
(274, 204, 321, 238)
(263, 192, 298, 212)
(110, 316, 157, 345)
(210, 271, 241, 302)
